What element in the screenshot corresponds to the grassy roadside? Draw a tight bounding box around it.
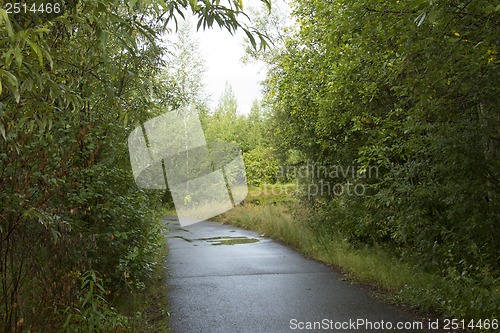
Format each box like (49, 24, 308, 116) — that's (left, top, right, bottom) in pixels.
(218, 185, 499, 328)
(112, 225, 170, 333)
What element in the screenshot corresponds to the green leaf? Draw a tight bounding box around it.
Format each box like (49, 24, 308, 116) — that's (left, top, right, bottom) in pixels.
(189, 0, 198, 11)
(98, 29, 109, 48)
(27, 40, 44, 66)
(13, 47, 22, 69)
(244, 28, 256, 49)
(0, 68, 20, 103)
(34, 27, 50, 34)
(428, 9, 438, 24)
(123, 112, 128, 127)
(0, 123, 5, 140)
(0, 9, 14, 37)
(129, 0, 138, 9)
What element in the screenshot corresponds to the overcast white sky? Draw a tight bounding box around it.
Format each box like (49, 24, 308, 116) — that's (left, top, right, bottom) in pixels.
(186, 0, 291, 115)
(195, 27, 266, 115)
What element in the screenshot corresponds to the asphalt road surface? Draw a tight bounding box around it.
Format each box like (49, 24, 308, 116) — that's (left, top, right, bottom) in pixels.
(165, 217, 431, 333)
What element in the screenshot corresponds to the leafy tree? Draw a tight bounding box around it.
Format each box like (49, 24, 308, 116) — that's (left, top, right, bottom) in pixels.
(216, 82, 239, 119)
(263, 0, 499, 317)
(204, 83, 242, 144)
(203, 85, 272, 152)
(161, 19, 209, 109)
(243, 146, 280, 187)
(245, 99, 265, 149)
(0, 0, 271, 330)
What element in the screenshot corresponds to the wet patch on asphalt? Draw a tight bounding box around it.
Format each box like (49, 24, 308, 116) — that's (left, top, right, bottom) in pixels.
(169, 234, 260, 246)
(201, 236, 259, 246)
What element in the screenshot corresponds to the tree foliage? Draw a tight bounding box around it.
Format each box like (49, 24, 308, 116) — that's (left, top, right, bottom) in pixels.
(161, 19, 209, 109)
(264, 0, 499, 316)
(0, 0, 271, 331)
(201, 85, 276, 186)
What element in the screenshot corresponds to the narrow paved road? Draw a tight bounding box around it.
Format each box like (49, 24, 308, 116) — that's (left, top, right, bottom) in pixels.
(165, 217, 430, 333)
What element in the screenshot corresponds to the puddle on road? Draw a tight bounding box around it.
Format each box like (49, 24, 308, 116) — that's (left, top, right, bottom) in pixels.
(171, 235, 259, 245)
(198, 236, 259, 246)
(211, 238, 259, 246)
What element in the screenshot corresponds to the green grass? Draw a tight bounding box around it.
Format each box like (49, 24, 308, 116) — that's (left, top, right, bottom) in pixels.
(219, 203, 419, 290)
(162, 207, 177, 217)
(113, 235, 170, 333)
(218, 185, 500, 325)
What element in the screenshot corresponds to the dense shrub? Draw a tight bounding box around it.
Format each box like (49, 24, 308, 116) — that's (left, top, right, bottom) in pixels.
(265, 0, 499, 285)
